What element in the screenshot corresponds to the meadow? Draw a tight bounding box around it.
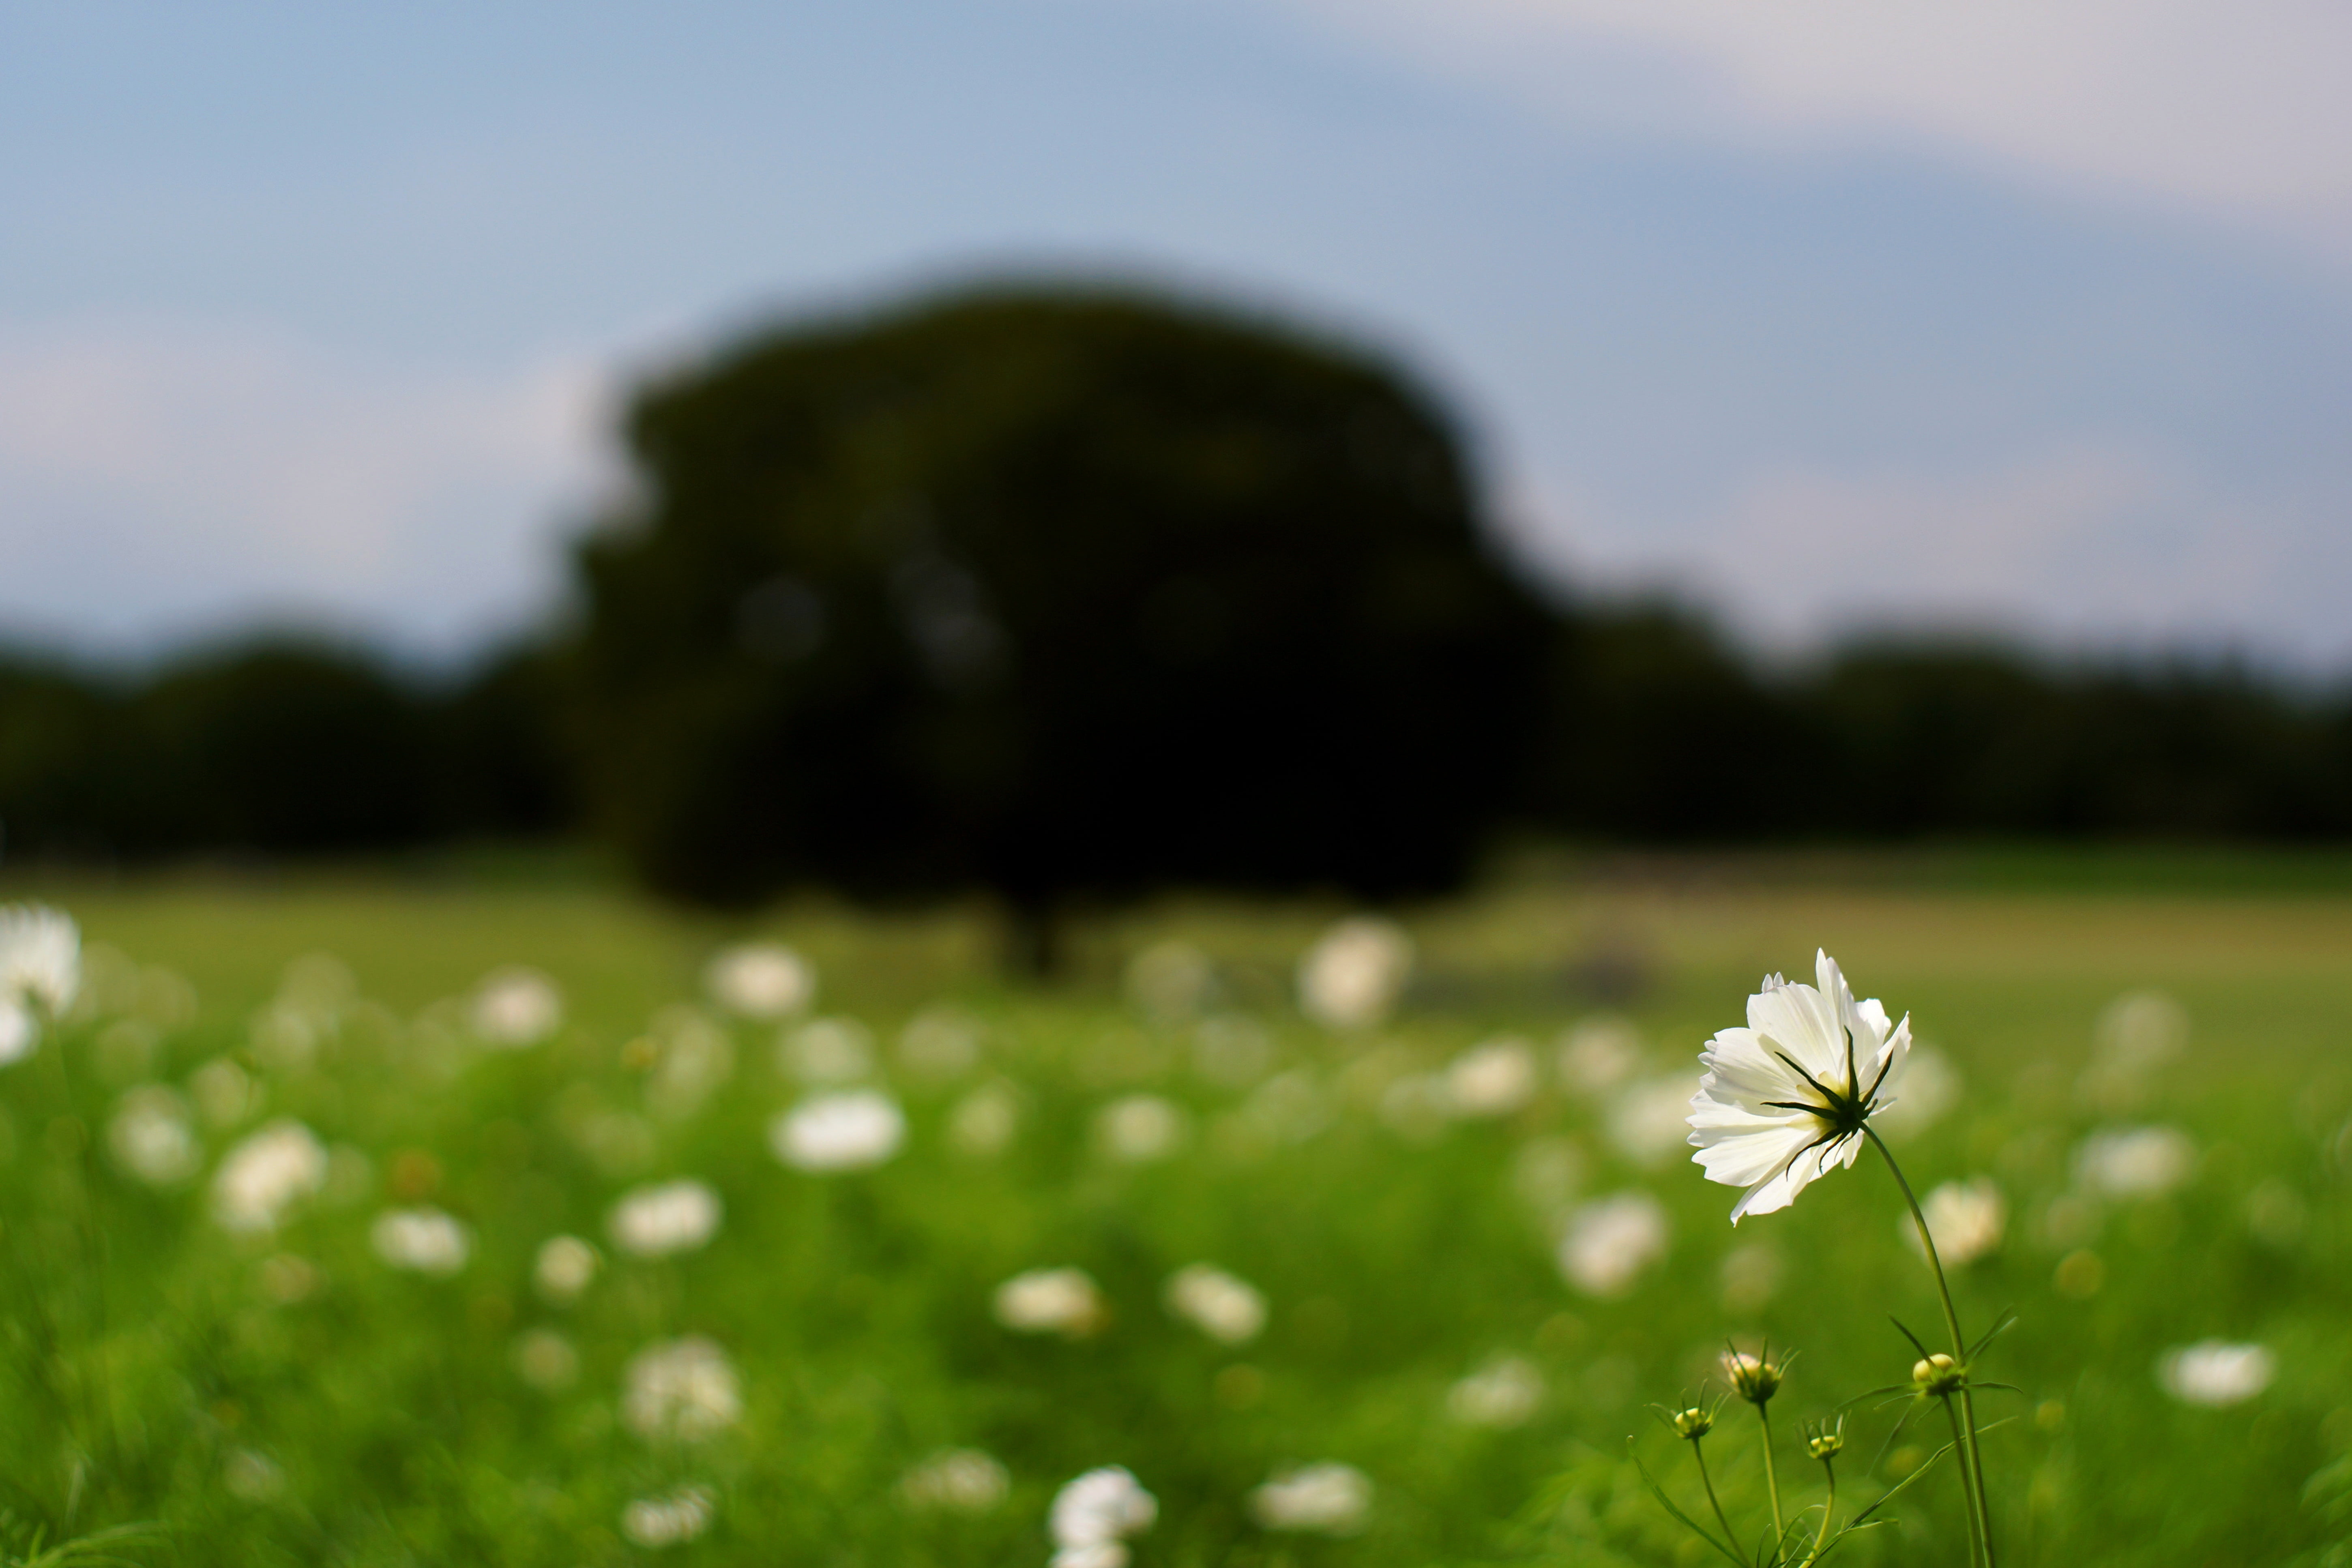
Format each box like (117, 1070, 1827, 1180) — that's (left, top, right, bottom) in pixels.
(0, 854, 2346, 1566)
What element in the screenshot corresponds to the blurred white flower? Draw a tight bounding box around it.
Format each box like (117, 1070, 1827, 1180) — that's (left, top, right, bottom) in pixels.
(2075, 1126, 2196, 1198)
(212, 1120, 328, 1233)
(1378, 1073, 1452, 1142)
(706, 940, 815, 1019)
(1558, 1191, 1670, 1297)
(899, 1006, 984, 1080)
(2080, 991, 2188, 1112)
(1447, 1356, 1544, 1427)
(371, 1207, 470, 1274)
(899, 1448, 1011, 1512)
(1609, 1076, 1700, 1167)
(1873, 1046, 1959, 1139)
(1446, 1037, 1538, 1118)
(513, 1327, 579, 1391)
(1126, 940, 1218, 1023)
(222, 1447, 284, 1501)
(108, 1085, 201, 1186)
(534, 1234, 602, 1303)
(994, 1267, 1105, 1337)
(2158, 1340, 2273, 1407)
(469, 967, 562, 1046)
(1236, 1070, 1331, 1146)
(1513, 1137, 1585, 1217)
(0, 905, 79, 1060)
(1191, 1014, 1272, 1087)
(1095, 1094, 1189, 1163)
(779, 1017, 875, 1084)
(622, 1484, 716, 1547)
(623, 1336, 742, 1441)
(1557, 1015, 1641, 1094)
(1688, 952, 1911, 1222)
(772, 1089, 905, 1172)
(1719, 1242, 1783, 1313)
(1051, 1466, 1157, 1568)
(1165, 1263, 1266, 1345)
(949, 1081, 1021, 1156)
(1906, 1178, 2006, 1267)
(1250, 1462, 1373, 1535)
(190, 1057, 258, 1128)
(609, 1178, 724, 1257)
(645, 1007, 735, 1120)
(1297, 917, 1412, 1032)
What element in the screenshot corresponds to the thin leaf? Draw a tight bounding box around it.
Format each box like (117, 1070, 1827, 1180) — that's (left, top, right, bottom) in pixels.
(1629, 1440, 1751, 1568)
(1888, 1316, 1934, 1362)
(1967, 1309, 2020, 1362)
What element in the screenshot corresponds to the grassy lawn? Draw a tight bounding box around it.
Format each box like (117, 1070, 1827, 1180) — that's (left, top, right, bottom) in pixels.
(0, 855, 2343, 1566)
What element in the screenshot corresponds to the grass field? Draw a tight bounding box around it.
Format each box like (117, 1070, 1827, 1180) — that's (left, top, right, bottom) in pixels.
(0, 856, 2346, 1566)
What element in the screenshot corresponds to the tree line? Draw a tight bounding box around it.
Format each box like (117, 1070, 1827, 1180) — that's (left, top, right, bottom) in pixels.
(4, 286, 2347, 900)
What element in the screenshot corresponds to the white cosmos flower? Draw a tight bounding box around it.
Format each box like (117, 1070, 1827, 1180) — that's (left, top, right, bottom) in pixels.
(0, 904, 79, 1062)
(621, 1484, 716, 1547)
(2075, 1125, 2195, 1198)
(2158, 1340, 2274, 1407)
(608, 1178, 724, 1257)
(211, 1119, 329, 1233)
(1558, 1191, 1670, 1296)
(1250, 1462, 1373, 1535)
(1906, 1178, 2006, 1266)
(534, 1234, 602, 1302)
(622, 1336, 742, 1441)
(469, 967, 562, 1047)
(1296, 918, 1412, 1031)
(994, 1267, 1105, 1337)
(1445, 1038, 1538, 1117)
(899, 1448, 1011, 1512)
(1687, 951, 1912, 1223)
(706, 940, 815, 1019)
(1446, 1356, 1544, 1427)
(108, 1086, 202, 1186)
(1164, 1263, 1266, 1345)
(1050, 1466, 1157, 1568)
(370, 1206, 471, 1274)
(771, 1090, 905, 1171)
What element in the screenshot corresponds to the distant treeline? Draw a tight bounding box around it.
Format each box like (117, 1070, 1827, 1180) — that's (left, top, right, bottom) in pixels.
(3, 612, 2346, 871)
(6, 284, 2348, 903)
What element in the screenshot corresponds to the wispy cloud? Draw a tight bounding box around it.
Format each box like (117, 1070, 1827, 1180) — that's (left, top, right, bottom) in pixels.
(1273, 0, 2352, 259)
(0, 321, 612, 657)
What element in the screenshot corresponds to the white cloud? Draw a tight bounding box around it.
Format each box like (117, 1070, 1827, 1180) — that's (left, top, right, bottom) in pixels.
(0, 320, 613, 656)
(1273, 0, 2352, 256)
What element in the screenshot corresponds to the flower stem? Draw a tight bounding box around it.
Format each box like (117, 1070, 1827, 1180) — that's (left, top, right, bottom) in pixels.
(1691, 1436, 1742, 1563)
(1795, 1459, 1836, 1568)
(1864, 1126, 1995, 1568)
(1758, 1401, 1784, 1554)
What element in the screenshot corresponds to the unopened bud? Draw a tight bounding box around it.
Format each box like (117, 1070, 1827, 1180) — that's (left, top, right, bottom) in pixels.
(1911, 1353, 1965, 1396)
(1723, 1351, 1784, 1405)
(1673, 1406, 1715, 1439)
(1807, 1429, 1844, 1460)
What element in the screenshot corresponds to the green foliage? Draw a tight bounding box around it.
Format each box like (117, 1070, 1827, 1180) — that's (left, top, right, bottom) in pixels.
(569, 284, 1556, 909)
(0, 871, 2341, 1564)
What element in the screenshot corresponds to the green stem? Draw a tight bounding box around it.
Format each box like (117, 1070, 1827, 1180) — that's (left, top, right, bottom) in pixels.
(1865, 1126, 1996, 1568)
(1794, 1459, 1836, 1568)
(1758, 1401, 1784, 1555)
(1691, 1437, 1744, 1565)
(1941, 1394, 1985, 1568)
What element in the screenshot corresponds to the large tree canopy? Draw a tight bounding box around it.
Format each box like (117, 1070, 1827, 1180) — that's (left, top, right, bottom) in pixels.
(570, 286, 1557, 911)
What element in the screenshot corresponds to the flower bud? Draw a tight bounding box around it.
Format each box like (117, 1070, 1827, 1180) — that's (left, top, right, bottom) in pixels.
(1911, 1353, 1965, 1396)
(1723, 1351, 1784, 1406)
(1672, 1406, 1714, 1439)
(1806, 1428, 1844, 1460)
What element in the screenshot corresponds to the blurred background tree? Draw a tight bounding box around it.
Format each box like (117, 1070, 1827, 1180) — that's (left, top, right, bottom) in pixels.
(567, 287, 1557, 945)
(3, 281, 2351, 906)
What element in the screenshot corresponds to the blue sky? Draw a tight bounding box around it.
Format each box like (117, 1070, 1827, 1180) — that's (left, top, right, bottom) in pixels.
(7, 0, 2350, 667)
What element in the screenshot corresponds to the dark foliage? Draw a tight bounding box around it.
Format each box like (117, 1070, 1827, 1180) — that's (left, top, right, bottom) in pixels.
(569, 286, 1558, 909)
(0, 639, 572, 866)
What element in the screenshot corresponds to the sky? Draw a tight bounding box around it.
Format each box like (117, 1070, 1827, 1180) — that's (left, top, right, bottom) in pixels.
(6, 0, 2351, 669)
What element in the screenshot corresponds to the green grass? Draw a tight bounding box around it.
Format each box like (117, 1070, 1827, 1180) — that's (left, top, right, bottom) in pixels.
(0, 862, 2346, 1566)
